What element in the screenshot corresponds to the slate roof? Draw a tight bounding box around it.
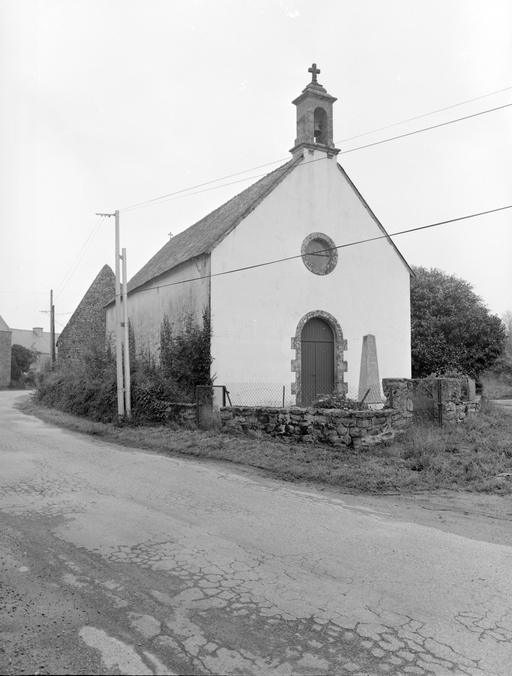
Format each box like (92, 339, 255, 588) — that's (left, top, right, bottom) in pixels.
(125, 157, 302, 296)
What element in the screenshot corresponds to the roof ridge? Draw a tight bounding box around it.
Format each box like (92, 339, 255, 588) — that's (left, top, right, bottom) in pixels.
(125, 157, 301, 296)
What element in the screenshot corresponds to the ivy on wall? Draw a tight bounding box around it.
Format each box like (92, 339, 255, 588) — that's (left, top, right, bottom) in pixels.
(159, 309, 213, 398)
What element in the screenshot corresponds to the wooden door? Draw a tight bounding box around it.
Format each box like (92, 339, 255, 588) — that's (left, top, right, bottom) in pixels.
(301, 318, 334, 405)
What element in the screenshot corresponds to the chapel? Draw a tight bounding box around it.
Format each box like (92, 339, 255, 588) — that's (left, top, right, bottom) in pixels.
(105, 65, 412, 406)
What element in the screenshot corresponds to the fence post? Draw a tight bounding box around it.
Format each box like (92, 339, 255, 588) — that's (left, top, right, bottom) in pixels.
(282, 385, 285, 408)
(437, 379, 443, 425)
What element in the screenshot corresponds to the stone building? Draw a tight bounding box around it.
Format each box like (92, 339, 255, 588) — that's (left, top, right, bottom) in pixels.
(104, 66, 412, 406)
(0, 315, 12, 388)
(0, 315, 60, 386)
(58, 265, 115, 365)
(10, 326, 59, 370)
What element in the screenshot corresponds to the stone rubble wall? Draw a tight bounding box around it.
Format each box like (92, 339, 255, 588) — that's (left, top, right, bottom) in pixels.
(0, 330, 12, 388)
(382, 378, 414, 418)
(411, 377, 479, 423)
(164, 402, 197, 428)
(165, 376, 479, 442)
(220, 404, 410, 449)
(58, 265, 115, 366)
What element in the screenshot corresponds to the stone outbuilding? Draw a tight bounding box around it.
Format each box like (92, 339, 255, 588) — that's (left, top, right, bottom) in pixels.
(0, 315, 12, 388)
(58, 264, 115, 365)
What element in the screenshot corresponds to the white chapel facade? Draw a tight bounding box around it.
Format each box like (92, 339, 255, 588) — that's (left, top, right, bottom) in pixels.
(106, 65, 412, 405)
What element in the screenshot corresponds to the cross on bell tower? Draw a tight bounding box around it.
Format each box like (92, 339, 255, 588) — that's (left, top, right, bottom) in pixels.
(290, 65, 339, 157)
(308, 63, 321, 84)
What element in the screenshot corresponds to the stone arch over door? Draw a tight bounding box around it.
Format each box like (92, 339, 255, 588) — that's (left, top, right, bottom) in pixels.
(291, 310, 348, 407)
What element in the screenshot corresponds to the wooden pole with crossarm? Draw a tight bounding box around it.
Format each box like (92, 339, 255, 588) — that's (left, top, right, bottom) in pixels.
(96, 210, 125, 421)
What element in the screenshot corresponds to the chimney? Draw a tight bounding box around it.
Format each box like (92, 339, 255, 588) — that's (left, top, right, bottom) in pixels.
(33, 327, 43, 337)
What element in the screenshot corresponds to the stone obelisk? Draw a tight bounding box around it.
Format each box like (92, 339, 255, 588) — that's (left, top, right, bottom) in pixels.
(358, 334, 383, 405)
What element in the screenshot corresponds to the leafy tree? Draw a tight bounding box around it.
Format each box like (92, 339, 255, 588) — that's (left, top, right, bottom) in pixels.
(11, 344, 37, 383)
(411, 267, 506, 379)
(485, 311, 512, 382)
(502, 310, 512, 356)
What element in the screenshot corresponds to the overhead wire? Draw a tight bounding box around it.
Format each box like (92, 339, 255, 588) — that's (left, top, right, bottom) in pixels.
(119, 88, 512, 213)
(61, 90, 510, 305)
(55, 216, 105, 299)
(119, 98, 512, 213)
(338, 101, 512, 155)
(120, 159, 290, 212)
(126, 204, 512, 296)
(339, 84, 512, 144)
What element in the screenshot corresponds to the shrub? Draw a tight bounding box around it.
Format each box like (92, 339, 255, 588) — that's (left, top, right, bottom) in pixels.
(35, 311, 214, 425)
(313, 392, 366, 410)
(35, 345, 117, 422)
(10, 344, 38, 388)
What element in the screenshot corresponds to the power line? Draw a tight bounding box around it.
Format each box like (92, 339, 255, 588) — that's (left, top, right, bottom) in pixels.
(55, 216, 105, 299)
(339, 101, 512, 155)
(120, 159, 289, 212)
(127, 203, 512, 296)
(119, 100, 512, 214)
(338, 84, 512, 144)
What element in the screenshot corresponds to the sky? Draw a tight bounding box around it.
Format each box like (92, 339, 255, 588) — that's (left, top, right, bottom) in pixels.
(1, 0, 511, 334)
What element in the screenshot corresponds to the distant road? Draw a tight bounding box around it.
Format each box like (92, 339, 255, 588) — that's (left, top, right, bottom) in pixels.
(491, 399, 512, 415)
(1, 390, 511, 675)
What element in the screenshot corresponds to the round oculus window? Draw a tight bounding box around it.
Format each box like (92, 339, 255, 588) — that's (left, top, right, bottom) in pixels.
(301, 233, 338, 275)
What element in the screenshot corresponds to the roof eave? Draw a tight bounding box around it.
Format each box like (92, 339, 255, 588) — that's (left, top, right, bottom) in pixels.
(336, 163, 414, 276)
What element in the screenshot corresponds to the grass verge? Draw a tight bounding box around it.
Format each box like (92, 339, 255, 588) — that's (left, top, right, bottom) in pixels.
(18, 397, 512, 495)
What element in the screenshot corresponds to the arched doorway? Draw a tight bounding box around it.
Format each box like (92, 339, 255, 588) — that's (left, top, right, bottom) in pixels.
(301, 317, 334, 405)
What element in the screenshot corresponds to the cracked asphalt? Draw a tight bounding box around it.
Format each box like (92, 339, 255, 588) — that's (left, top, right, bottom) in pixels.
(1, 391, 511, 675)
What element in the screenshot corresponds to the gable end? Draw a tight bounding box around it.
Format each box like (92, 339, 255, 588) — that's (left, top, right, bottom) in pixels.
(337, 163, 413, 276)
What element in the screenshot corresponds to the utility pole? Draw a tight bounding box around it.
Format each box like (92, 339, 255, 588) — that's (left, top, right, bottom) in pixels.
(50, 290, 56, 364)
(96, 210, 125, 421)
(121, 247, 131, 419)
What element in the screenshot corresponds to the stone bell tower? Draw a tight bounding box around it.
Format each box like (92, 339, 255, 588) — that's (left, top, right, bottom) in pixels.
(290, 64, 340, 157)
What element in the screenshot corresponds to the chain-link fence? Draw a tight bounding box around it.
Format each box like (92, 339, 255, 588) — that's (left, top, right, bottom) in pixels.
(224, 383, 294, 408)
(219, 383, 385, 409)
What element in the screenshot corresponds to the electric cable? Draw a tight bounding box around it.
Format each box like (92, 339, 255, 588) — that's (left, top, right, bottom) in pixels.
(338, 84, 512, 144)
(126, 204, 512, 296)
(339, 101, 512, 155)
(119, 94, 512, 213)
(120, 98, 512, 213)
(55, 216, 104, 299)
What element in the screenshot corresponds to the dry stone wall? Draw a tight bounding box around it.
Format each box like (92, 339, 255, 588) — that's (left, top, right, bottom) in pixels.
(164, 403, 197, 427)
(412, 377, 479, 423)
(220, 405, 410, 448)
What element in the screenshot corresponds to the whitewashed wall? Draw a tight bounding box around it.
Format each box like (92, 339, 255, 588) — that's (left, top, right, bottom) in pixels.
(210, 151, 411, 402)
(106, 255, 210, 360)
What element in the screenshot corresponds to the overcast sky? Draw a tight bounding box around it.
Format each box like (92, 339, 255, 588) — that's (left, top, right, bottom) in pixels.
(1, 0, 511, 333)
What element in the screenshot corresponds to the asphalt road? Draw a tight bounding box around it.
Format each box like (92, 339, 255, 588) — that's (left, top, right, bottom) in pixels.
(491, 399, 512, 416)
(1, 391, 511, 676)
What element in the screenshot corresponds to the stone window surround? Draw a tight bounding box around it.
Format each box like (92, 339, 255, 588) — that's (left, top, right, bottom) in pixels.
(301, 232, 338, 275)
(290, 310, 348, 406)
